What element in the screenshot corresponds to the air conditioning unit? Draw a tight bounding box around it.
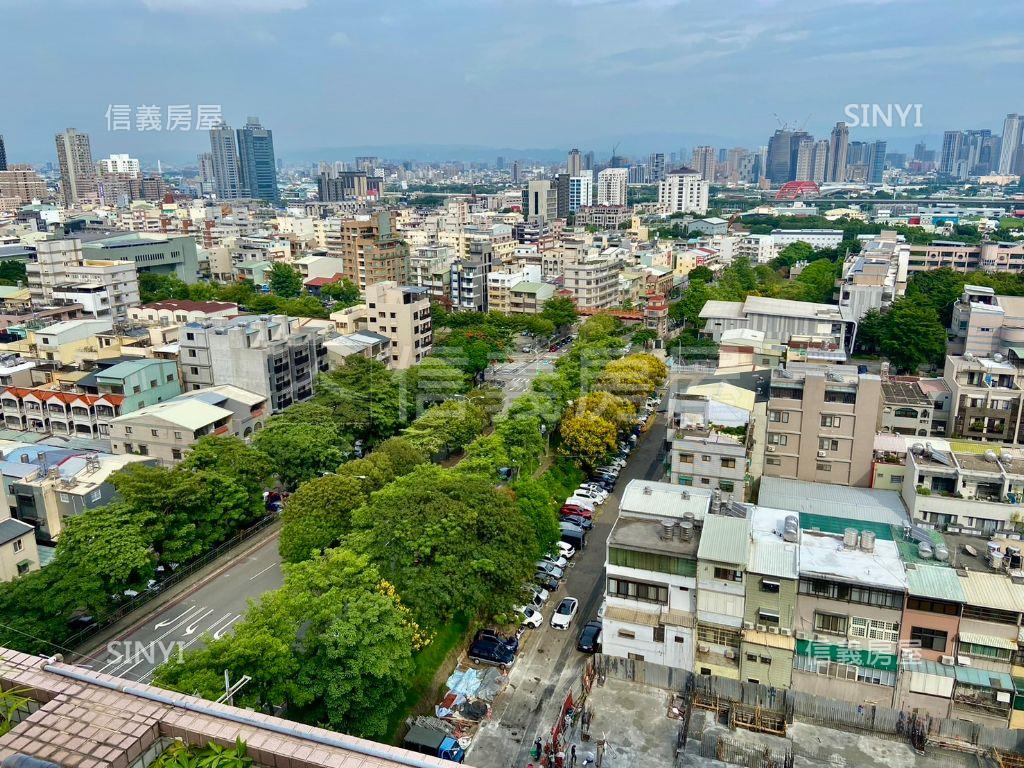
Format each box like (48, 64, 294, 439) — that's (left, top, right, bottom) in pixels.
(780, 628, 792, 636)
(795, 631, 809, 640)
(817, 450, 827, 458)
(743, 621, 754, 630)
(756, 623, 767, 632)
(768, 626, 780, 635)
(698, 643, 710, 654)
(724, 648, 736, 660)
(766, 445, 776, 452)
(958, 656, 971, 667)
(940, 655, 955, 666)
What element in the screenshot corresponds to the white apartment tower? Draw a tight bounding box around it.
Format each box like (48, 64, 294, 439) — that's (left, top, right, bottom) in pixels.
(568, 172, 593, 213)
(658, 170, 709, 215)
(998, 114, 1023, 175)
(55, 128, 97, 207)
(596, 168, 628, 206)
(98, 154, 141, 178)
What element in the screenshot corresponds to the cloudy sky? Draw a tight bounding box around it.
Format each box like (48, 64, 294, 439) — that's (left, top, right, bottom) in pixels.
(2, 0, 1020, 165)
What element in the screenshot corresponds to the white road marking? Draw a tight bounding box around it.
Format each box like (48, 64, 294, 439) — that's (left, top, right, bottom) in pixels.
(248, 563, 278, 580)
(183, 608, 215, 635)
(213, 614, 241, 640)
(153, 604, 202, 630)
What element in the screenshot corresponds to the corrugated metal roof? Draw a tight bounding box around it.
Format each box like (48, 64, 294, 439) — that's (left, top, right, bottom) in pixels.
(758, 477, 909, 525)
(905, 564, 967, 602)
(619, 480, 712, 520)
(907, 660, 955, 678)
(958, 632, 1018, 651)
(954, 665, 1014, 691)
(748, 538, 799, 579)
(697, 515, 750, 565)
(959, 570, 1024, 613)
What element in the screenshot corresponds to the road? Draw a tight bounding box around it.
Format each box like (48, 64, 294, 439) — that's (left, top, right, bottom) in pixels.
(467, 400, 670, 768)
(487, 349, 563, 410)
(85, 535, 283, 684)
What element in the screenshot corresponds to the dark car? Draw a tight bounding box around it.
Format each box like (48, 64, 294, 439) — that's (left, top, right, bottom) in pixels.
(468, 635, 516, 667)
(576, 620, 602, 653)
(561, 513, 593, 531)
(474, 628, 519, 654)
(560, 504, 593, 520)
(534, 572, 560, 591)
(66, 614, 96, 632)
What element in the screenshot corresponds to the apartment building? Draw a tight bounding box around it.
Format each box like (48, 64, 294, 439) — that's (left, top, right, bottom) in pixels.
(736, 234, 777, 264)
(564, 253, 623, 310)
(944, 350, 1024, 444)
(486, 265, 541, 313)
(509, 281, 555, 314)
(907, 240, 1024, 276)
(524, 180, 558, 223)
(81, 232, 200, 283)
(948, 285, 1024, 357)
(450, 240, 494, 313)
(128, 299, 238, 325)
(363, 281, 432, 369)
(765, 364, 882, 487)
(836, 232, 910, 319)
(669, 392, 749, 501)
(596, 168, 629, 207)
(179, 314, 327, 411)
(324, 211, 409, 291)
(109, 385, 268, 466)
(770, 229, 844, 250)
(700, 296, 857, 356)
(0, 164, 48, 203)
(575, 205, 632, 229)
(0, 517, 39, 581)
(657, 169, 709, 215)
(409, 245, 455, 301)
(0, 388, 123, 438)
(880, 378, 950, 437)
(27, 235, 140, 323)
(695, 513, 752, 679)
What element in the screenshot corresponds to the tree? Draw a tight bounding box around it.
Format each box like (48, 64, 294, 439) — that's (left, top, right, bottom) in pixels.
(575, 391, 636, 431)
(770, 241, 814, 269)
(314, 357, 403, 442)
(687, 265, 714, 284)
(0, 261, 27, 287)
(397, 357, 468, 418)
(401, 399, 488, 457)
(320, 278, 361, 306)
(180, 435, 273, 510)
(154, 549, 418, 739)
(139, 272, 190, 304)
(790, 258, 838, 304)
(670, 279, 713, 328)
(559, 411, 618, 469)
(854, 309, 885, 355)
(540, 296, 578, 330)
(278, 474, 368, 563)
(879, 296, 949, 373)
(904, 268, 967, 326)
(351, 465, 537, 628)
(253, 419, 348, 488)
(577, 314, 620, 342)
(267, 263, 303, 298)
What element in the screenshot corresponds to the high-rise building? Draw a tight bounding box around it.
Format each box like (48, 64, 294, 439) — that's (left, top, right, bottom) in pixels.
(511, 160, 520, 184)
(97, 154, 140, 177)
(583, 151, 595, 171)
(568, 171, 593, 213)
(765, 130, 794, 185)
(648, 152, 666, 182)
(316, 165, 379, 201)
(555, 172, 570, 219)
(998, 114, 1023, 175)
(496, 155, 505, 171)
(913, 142, 929, 162)
(567, 148, 582, 177)
(0, 164, 47, 202)
(209, 121, 242, 199)
(525, 179, 558, 223)
(867, 140, 887, 184)
(236, 116, 279, 202)
(827, 122, 848, 182)
(691, 146, 717, 182)
(940, 131, 964, 177)
(810, 140, 830, 184)
(198, 152, 215, 183)
(657, 169, 709, 215)
(0, 134, 6, 171)
(326, 211, 409, 291)
(596, 167, 629, 206)
(54, 128, 97, 206)
(793, 137, 815, 181)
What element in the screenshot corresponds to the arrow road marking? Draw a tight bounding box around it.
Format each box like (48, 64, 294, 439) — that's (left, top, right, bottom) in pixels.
(154, 604, 202, 630)
(213, 614, 241, 640)
(183, 608, 215, 635)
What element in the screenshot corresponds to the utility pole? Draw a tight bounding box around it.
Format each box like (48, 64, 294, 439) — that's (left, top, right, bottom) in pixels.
(217, 670, 252, 706)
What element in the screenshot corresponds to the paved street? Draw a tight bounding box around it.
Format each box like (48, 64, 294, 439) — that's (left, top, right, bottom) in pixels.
(84, 535, 283, 684)
(467, 403, 669, 768)
(487, 350, 562, 410)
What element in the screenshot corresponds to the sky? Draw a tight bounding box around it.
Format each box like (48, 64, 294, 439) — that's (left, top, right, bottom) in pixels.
(2, 0, 1021, 166)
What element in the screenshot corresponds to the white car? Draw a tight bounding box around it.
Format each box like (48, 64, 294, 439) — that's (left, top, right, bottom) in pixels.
(557, 541, 576, 559)
(550, 597, 579, 630)
(516, 605, 543, 628)
(528, 584, 550, 605)
(572, 489, 606, 505)
(542, 552, 569, 569)
(564, 496, 596, 512)
(579, 483, 610, 498)
(597, 601, 606, 620)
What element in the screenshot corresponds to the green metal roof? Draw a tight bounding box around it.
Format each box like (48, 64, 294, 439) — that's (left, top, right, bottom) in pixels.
(697, 515, 750, 565)
(795, 639, 898, 671)
(894, 526, 949, 567)
(799, 513, 894, 540)
(95, 358, 166, 381)
(905, 564, 966, 602)
(953, 665, 1013, 691)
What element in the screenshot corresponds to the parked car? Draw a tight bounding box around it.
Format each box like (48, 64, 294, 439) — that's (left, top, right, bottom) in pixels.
(521, 345, 534, 353)
(402, 725, 466, 764)
(564, 496, 596, 512)
(588, 476, 615, 490)
(527, 583, 550, 605)
(560, 504, 593, 520)
(557, 541, 576, 559)
(578, 483, 609, 499)
(560, 513, 593, 531)
(468, 634, 516, 667)
(550, 597, 580, 630)
(542, 552, 569, 569)
(534, 572, 560, 592)
(535, 560, 565, 579)
(576, 620, 602, 653)
(516, 605, 544, 628)
(573, 488, 607, 505)
(473, 628, 519, 654)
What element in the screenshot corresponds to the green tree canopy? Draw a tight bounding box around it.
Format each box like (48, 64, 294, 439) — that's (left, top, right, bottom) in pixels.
(267, 263, 303, 298)
(253, 419, 348, 488)
(879, 296, 949, 373)
(540, 296, 579, 329)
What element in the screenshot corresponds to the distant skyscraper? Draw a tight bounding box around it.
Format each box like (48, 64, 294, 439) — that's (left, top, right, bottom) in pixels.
(209, 121, 242, 200)
(0, 135, 6, 172)
(198, 153, 215, 183)
(98, 154, 140, 177)
(998, 114, 1023, 175)
(648, 152, 666, 182)
(913, 142, 928, 162)
(567, 148, 582, 177)
(867, 140, 887, 184)
(811, 140, 830, 184)
(827, 122, 849, 182)
(511, 160, 520, 184)
(555, 172, 570, 219)
(54, 128, 97, 206)
(765, 130, 794, 185)
(568, 171, 593, 213)
(236, 116, 279, 202)
(691, 146, 717, 182)
(793, 137, 815, 181)
(940, 131, 964, 177)
(583, 151, 595, 172)
(496, 156, 505, 171)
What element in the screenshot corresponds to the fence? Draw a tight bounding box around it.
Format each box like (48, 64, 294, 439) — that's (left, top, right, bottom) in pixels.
(698, 732, 792, 768)
(597, 655, 1024, 757)
(65, 514, 278, 654)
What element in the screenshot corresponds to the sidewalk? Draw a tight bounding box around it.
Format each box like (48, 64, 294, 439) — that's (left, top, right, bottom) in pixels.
(74, 519, 282, 661)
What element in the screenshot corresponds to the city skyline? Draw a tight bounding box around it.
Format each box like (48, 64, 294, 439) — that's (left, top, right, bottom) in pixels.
(2, 0, 1022, 164)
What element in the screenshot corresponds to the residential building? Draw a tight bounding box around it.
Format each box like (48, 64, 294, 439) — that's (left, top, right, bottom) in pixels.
(325, 212, 408, 291)
(55, 128, 97, 206)
(596, 168, 628, 206)
(81, 232, 200, 283)
(604, 481, 713, 670)
(567, 148, 582, 177)
(575, 205, 632, 229)
(109, 385, 268, 465)
(236, 116, 279, 202)
(944, 350, 1024, 444)
(669, 391, 750, 501)
(998, 113, 1024, 175)
(487, 266, 541, 313)
(323, 330, 390, 367)
(78, 357, 181, 410)
(770, 229, 843, 250)
(695, 511, 752, 680)
(736, 234, 777, 264)
(0, 164, 48, 203)
(293, 254, 346, 282)
(766, 130, 796, 184)
(97, 154, 139, 176)
(0, 134, 5, 171)
(764, 364, 882, 487)
(568, 172, 593, 213)
(691, 146, 717, 182)
(525, 180, 558, 223)
(450, 241, 494, 312)
(827, 122, 849, 182)
(880, 378, 950, 438)
(508, 280, 555, 314)
(0, 517, 38, 581)
(179, 315, 328, 411)
(948, 285, 1024, 356)
(362, 281, 432, 369)
(836, 231, 909, 319)
(128, 299, 237, 325)
(0, 387, 124, 438)
(316, 166, 380, 202)
(409, 245, 455, 301)
(657, 169, 709, 215)
(209, 120, 243, 200)
(27, 235, 141, 322)
(699, 296, 857, 355)
(564, 253, 622, 310)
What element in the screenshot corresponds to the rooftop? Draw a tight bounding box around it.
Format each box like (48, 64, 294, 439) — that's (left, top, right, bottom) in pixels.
(609, 516, 701, 558)
(697, 514, 751, 566)
(904, 563, 967, 602)
(618, 480, 712, 520)
(882, 381, 932, 408)
(758, 477, 909, 526)
(111, 398, 230, 430)
(798, 530, 907, 591)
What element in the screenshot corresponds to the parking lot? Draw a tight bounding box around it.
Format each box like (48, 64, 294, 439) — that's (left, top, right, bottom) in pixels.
(466, 399, 668, 768)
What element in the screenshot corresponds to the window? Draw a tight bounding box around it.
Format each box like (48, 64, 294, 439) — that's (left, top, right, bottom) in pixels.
(653, 625, 665, 642)
(679, 453, 694, 463)
(174, 431, 182, 440)
(713, 567, 742, 582)
(89, 489, 102, 502)
(720, 480, 735, 493)
(768, 410, 789, 423)
(760, 579, 780, 594)
(961, 604, 1019, 624)
(814, 612, 848, 635)
(721, 458, 736, 469)
(673, 636, 685, 644)
(910, 626, 948, 652)
(906, 597, 959, 616)
(818, 438, 839, 451)
(766, 457, 781, 466)
(697, 625, 741, 647)
(758, 610, 780, 627)
(167, 374, 175, 382)
(617, 629, 636, 639)
(59, 493, 70, 503)
(816, 462, 832, 471)
(824, 391, 856, 405)
(607, 577, 668, 604)
(760, 656, 772, 665)
(12, 539, 22, 554)
(125, 426, 133, 434)
(821, 415, 842, 428)
(959, 641, 1013, 662)
(767, 433, 788, 446)
(746, 653, 758, 662)
(151, 429, 159, 437)
(850, 617, 899, 643)
(628, 653, 645, 661)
